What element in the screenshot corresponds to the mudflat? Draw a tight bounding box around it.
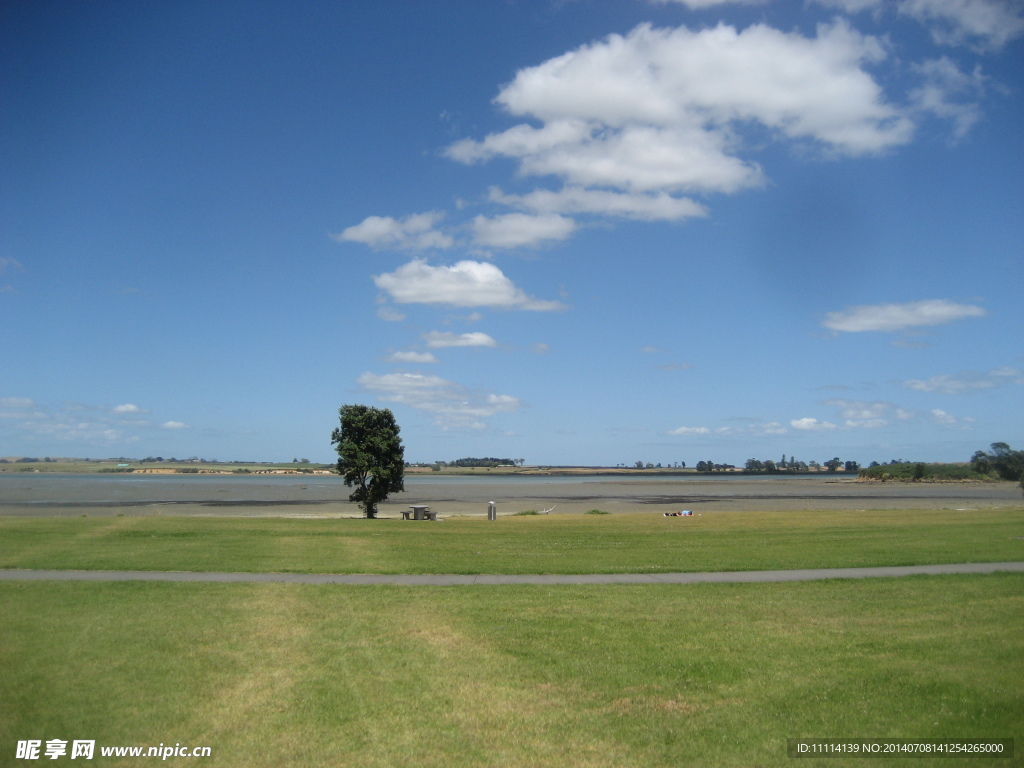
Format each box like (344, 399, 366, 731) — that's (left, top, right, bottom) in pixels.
(0, 473, 1019, 517)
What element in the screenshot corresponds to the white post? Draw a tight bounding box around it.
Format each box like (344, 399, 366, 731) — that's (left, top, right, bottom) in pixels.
(488, 501, 496, 521)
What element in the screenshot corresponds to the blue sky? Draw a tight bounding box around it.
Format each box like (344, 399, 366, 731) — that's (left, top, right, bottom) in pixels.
(2, 0, 1021, 466)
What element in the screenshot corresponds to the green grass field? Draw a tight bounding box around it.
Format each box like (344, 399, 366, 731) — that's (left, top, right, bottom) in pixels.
(1, 508, 1021, 574)
(2, 575, 1021, 767)
(3, 510, 1022, 766)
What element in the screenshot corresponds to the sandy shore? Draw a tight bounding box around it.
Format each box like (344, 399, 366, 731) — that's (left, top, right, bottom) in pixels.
(0, 474, 1019, 518)
(388, 477, 1022, 516)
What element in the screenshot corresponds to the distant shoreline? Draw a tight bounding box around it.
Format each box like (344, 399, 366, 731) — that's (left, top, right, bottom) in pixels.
(0, 458, 864, 478)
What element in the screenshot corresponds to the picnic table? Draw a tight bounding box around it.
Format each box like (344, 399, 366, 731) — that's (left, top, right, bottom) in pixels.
(403, 505, 437, 521)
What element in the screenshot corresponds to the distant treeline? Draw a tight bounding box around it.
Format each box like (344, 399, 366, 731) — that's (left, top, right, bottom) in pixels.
(858, 462, 975, 481)
(858, 443, 1024, 485)
(696, 456, 859, 473)
(738, 457, 859, 473)
(441, 457, 523, 468)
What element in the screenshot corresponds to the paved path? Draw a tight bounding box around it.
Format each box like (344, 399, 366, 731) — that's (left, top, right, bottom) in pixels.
(1, 562, 1022, 586)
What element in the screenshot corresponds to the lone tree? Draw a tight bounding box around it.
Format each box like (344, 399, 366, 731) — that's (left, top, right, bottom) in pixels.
(331, 404, 405, 518)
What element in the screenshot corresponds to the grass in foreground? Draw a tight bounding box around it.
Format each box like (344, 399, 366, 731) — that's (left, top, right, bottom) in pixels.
(2, 574, 1020, 767)
(0, 508, 1021, 575)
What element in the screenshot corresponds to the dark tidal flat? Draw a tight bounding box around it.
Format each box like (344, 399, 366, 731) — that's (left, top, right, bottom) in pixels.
(0, 473, 1019, 517)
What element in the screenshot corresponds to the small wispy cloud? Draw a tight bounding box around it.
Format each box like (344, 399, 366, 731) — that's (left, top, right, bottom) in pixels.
(790, 417, 838, 431)
(1, 397, 34, 409)
(1, 397, 190, 444)
(929, 408, 974, 428)
(375, 305, 407, 322)
(812, 0, 1024, 51)
(824, 398, 892, 428)
(668, 421, 786, 437)
(902, 367, 1023, 394)
(0, 257, 24, 275)
(909, 56, 987, 140)
(897, 0, 1024, 51)
(112, 403, 146, 414)
(387, 351, 439, 364)
(358, 372, 520, 430)
(489, 185, 708, 222)
(822, 299, 986, 332)
(821, 398, 973, 429)
(668, 426, 710, 435)
(334, 211, 453, 251)
(423, 331, 497, 349)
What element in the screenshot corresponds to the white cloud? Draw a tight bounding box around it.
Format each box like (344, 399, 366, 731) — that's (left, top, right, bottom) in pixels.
(489, 185, 707, 222)
(902, 367, 1024, 394)
(358, 372, 521, 429)
(898, 0, 1024, 50)
(791, 417, 838, 431)
(112, 403, 144, 414)
(373, 259, 565, 311)
(822, 299, 986, 332)
(387, 351, 438, 364)
(423, 331, 497, 349)
(449, 20, 912, 203)
(161, 421, 189, 429)
(341, 9, 1000, 257)
(470, 212, 577, 248)
(334, 211, 453, 251)
(668, 426, 711, 435)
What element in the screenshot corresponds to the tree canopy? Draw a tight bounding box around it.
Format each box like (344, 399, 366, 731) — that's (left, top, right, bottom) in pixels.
(972, 442, 1024, 495)
(331, 404, 405, 518)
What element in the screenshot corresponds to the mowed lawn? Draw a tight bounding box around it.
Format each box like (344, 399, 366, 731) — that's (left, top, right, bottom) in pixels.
(1, 575, 1021, 768)
(3, 511, 1022, 766)
(1, 508, 1022, 574)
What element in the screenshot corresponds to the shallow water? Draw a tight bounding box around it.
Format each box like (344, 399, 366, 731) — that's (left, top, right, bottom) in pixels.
(0, 472, 1018, 517)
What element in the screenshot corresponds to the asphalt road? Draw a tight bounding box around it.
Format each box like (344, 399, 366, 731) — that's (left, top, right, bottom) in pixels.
(2, 562, 1022, 586)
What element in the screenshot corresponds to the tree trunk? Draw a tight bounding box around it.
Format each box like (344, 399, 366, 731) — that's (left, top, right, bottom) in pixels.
(365, 502, 377, 519)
